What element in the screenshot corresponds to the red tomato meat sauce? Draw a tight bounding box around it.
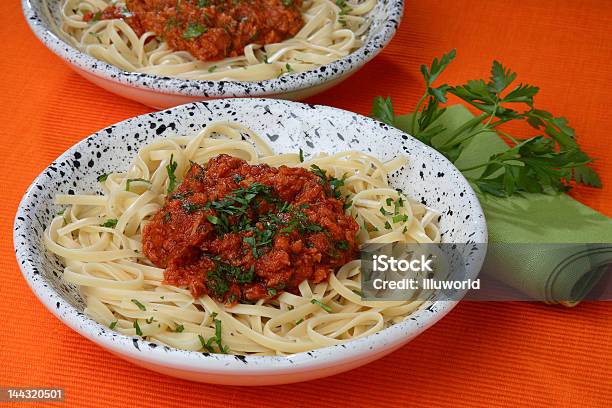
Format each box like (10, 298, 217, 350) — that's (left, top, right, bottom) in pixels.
(83, 0, 304, 62)
(142, 154, 359, 305)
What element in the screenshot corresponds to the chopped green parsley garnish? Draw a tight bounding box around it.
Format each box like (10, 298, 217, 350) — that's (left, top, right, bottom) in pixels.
(336, 240, 349, 250)
(126, 178, 150, 191)
(182, 202, 203, 213)
(311, 299, 332, 312)
(131, 299, 146, 311)
(310, 164, 346, 198)
(392, 214, 409, 223)
(182, 23, 208, 39)
(198, 314, 229, 353)
(100, 218, 118, 228)
(310, 164, 327, 179)
(380, 207, 393, 216)
(336, 0, 352, 25)
(166, 154, 178, 194)
(90, 11, 102, 22)
(206, 262, 254, 298)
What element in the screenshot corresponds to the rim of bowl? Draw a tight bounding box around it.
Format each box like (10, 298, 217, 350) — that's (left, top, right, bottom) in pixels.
(21, 0, 405, 97)
(13, 98, 487, 375)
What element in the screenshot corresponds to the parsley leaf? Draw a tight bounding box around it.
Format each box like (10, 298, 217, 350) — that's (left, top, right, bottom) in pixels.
(421, 48, 456, 86)
(100, 218, 118, 228)
(371, 96, 396, 126)
(311, 299, 332, 312)
(133, 320, 143, 336)
(166, 154, 178, 194)
(198, 314, 229, 353)
(489, 60, 517, 94)
(183, 23, 207, 39)
(131, 299, 146, 311)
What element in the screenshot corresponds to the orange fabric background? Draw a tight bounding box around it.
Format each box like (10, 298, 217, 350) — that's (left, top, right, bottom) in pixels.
(1, 0, 611, 406)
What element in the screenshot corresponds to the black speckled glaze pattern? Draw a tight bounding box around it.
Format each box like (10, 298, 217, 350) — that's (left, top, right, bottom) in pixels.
(13, 99, 487, 377)
(22, 0, 404, 98)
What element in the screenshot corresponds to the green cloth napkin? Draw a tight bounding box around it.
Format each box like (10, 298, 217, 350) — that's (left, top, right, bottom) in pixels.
(398, 105, 612, 305)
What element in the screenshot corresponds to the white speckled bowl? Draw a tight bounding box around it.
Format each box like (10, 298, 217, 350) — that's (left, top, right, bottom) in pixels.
(14, 99, 487, 385)
(22, 0, 404, 109)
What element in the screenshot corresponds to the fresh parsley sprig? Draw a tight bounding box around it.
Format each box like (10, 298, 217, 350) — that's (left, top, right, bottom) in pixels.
(371, 50, 601, 197)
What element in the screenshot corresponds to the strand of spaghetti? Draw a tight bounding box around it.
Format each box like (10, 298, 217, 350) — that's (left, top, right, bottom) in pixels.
(64, 266, 143, 290)
(55, 195, 107, 206)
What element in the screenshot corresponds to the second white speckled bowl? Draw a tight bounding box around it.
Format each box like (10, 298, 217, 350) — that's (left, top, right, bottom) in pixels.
(22, 0, 404, 108)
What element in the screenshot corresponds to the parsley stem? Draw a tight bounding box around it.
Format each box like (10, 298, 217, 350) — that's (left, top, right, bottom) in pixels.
(457, 161, 493, 173)
(438, 113, 488, 149)
(483, 103, 498, 127)
(443, 127, 496, 150)
(488, 116, 521, 130)
(494, 128, 520, 145)
(447, 93, 492, 114)
(411, 92, 428, 135)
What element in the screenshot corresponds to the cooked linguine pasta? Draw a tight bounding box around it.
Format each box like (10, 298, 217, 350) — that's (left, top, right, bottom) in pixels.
(44, 122, 441, 355)
(58, 0, 376, 81)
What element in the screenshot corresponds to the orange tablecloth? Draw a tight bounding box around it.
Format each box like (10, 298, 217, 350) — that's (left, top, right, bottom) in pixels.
(1, 0, 611, 406)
